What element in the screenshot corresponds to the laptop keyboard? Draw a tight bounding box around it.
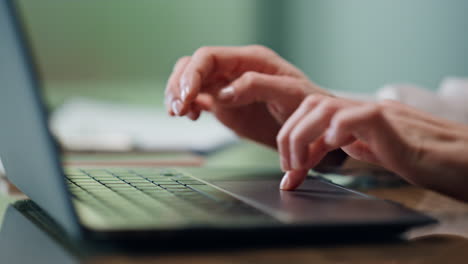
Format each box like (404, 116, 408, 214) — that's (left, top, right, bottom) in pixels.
(65, 168, 273, 228)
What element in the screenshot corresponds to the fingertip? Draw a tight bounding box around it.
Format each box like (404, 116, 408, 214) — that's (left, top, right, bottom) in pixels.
(280, 170, 307, 190)
(279, 172, 292, 190)
(187, 109, 201, 121)
(171, 100, 183, 116)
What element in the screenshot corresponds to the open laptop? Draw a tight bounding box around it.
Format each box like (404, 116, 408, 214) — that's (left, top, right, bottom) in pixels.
(0, 0, 436, 244)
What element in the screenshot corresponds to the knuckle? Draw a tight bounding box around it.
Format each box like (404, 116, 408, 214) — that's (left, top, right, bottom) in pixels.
(318, 98, 340, 115)
(331, 113, 348, 131)
(276, 132, 286, 147)
(248, 45, 278, 57)
(378, 99, 399, 108)
(249, 44, 268, 52)
(369, 104, 384, 120)
(194, 46, 212, 58)
(173, 56, 190, 70)
(289, 129, 305, 147)
(299, 79, 313, 92)
(241, 71, 259, 87)
(177, 56, 190, 64)
(303, 94, 322, 107)
(319, 97, 335, 110)
(276, 127, 290, 146)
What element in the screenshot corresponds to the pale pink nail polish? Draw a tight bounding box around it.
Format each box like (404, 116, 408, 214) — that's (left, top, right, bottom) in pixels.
(324, 125, 336, 145)
(172, 100, 183, 116)
(180, 77, 190, 102)
(280, 172, 291, 190)
(218, 86, 235, 101)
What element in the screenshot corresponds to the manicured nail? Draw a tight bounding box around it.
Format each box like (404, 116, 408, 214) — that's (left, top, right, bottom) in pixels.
(280, 172, 291, 190)
(187, 110, 198, 121)
(181, 85, 190, 102)
(324, 125, 336, 145)
(180, 77, 190, 102)
(171, 100, 183, 116)
(218, 86, 235, 101)
(165, 93, 173, 107)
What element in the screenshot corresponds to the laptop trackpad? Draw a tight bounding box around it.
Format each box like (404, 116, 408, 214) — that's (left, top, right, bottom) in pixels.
(210, 178, 411, 224)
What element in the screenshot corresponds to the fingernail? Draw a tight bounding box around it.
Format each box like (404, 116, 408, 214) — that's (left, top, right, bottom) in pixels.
(291, 152, 301, 170)
(218, 86, 235, 101)
(324, 125, 336, 145)
(181, 85, 190, 102)
(171, 100, 183, 116)
(164, 93, 173, 106)
(187, 110, 198, 121)
(180, 77, 190, 102)
(280, 172, 291, 190)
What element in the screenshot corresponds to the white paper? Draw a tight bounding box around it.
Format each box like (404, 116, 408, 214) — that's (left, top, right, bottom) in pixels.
(50, 98, 238, 152)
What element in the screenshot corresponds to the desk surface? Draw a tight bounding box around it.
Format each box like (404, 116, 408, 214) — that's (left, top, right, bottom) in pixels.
(1, 144, 468, 264)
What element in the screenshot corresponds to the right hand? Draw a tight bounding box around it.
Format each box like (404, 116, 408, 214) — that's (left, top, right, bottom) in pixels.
(277, 95, 468, 201)
(164, 45, 330, 148)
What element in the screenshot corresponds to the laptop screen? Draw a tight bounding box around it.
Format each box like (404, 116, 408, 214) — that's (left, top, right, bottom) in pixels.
(0, 0, 80, 236)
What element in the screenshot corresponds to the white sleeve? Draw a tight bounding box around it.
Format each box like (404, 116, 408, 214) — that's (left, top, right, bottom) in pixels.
(374, 77, 468, 124)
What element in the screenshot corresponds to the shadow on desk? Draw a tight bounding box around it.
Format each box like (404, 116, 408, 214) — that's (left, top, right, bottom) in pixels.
(1, 202, 468, 264)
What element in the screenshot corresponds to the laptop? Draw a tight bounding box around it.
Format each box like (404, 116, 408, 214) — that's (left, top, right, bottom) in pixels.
(0, 0, 436, 244)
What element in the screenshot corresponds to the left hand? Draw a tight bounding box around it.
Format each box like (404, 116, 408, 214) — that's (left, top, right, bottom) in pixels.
(164, 45, 330, 148)
(277, 94, 468, 202)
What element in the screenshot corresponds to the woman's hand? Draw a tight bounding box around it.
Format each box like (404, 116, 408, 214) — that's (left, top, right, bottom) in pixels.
(278, 94, 468, 202)
(164, 45, 329, 148)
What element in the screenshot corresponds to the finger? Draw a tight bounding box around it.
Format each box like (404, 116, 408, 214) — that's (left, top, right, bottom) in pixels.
(288, 97, 344, 170)
(277, 94, 325, 171)
(303, 136, 331, 169)
(187, 109, 200, 121)
(178, 45, 293, 114)
(165, 56, 191, 116)
(324, 104, 409, 172)
(341, 141, 379, 164)
(325, 104, 383, 148)
(187, 103, 201, 121)
(186, 94, 215, 121)
(193, 94, 214, 112)
(279, 169, 309, 191)
(216, 72, 306, 106)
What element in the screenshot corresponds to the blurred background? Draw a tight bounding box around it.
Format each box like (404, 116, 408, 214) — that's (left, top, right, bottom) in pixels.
(1, 0, 465, 185)
(18, 0, 468, 108)
(11, 0, 468, 159)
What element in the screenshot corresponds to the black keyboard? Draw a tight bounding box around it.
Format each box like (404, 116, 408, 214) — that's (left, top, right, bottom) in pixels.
(65, 168, 273, 227)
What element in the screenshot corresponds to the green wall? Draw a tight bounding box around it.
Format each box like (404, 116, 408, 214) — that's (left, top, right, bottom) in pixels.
(284, 0, 468, 92)
(19, 0, 258, 82)
(18, 0, 468, 98)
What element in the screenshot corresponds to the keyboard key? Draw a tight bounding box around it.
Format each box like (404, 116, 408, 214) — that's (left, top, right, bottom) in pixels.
(67, 168, 272, 225)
